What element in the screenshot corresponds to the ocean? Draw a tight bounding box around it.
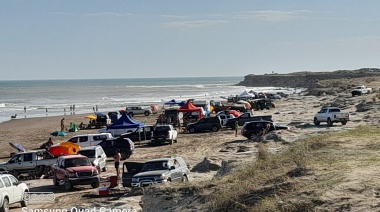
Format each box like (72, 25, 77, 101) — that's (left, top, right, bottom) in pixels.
(0, 77, 296, 123)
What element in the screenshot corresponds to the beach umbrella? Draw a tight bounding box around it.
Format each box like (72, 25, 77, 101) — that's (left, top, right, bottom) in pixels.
(85, 115, 97, 119)
(50, 131, 67, 137)
(59, 142, 81, 154)
(9, 142, 26, 152)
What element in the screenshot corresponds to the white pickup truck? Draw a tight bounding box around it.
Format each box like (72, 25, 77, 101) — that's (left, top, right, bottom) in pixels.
(351, 85, 372, 96)
(151, 125, 178, 145)
(313, 107, 350, 126)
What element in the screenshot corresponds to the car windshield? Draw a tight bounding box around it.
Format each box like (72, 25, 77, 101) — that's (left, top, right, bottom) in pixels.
(78, 150, 95, 158)
(154, 126, 169, 132)
(65, 158, 91, 167)
(141, 161, 168, 172)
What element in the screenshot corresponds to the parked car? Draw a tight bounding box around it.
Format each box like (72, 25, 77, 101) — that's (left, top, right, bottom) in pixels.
(225, 113, 273, 129)
(241, 121, 289, 139)
(313, 107, 350, 126)
(122, 162, 145, 187)
(0, 150, 57, 178)
(351, 85, 373, 96)
(122, 106, 152, 117)
(186, 116, 222, 133)
(67, 133, 114, 147)
(151, 125, 178, 145)
(51, 155, 100, 191)
(216, 113, 236, 126)
(120, 125, 154, 142)
(97, 137, 135, 160)
(0, 172, 29, 211)
(78, 146, 107, 173)
(131, 156, 189, 187)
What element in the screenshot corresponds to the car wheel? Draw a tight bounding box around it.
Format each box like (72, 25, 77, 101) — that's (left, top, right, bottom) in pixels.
(342, 121, 347, 125)
(144, 111, 149, 116)
(91, 181, 100, 188)
(189, 127, 195, 133)
(182, 175, 188, 183)
(327, 118, 333, 126)
(313, 117, 320, 126)
(53, 176, 59, 186)
(64, 178, 73, 191)
(120, 151, 130, 160)
(128, 112, 134, 117)
(21, 190, 28, 207)
(0, 198, 9, 212)
(174, 139, 178, 143)
(170, 139, 173, 145)
(211, 126, 219, 132)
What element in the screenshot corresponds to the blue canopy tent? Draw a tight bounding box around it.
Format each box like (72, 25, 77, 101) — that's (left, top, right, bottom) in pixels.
(101, 113, 144, 137)
(164, 99, 185, 106)
(107, 113, 144, 129)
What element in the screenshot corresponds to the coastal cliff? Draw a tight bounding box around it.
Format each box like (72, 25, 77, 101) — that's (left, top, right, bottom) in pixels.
(237, 68, 380, 88)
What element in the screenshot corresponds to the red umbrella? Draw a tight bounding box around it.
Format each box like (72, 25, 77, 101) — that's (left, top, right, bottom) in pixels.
(48, 145, 69, 156)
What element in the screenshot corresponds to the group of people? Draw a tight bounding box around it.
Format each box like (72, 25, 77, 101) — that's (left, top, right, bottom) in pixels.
(156, 114, 173, 125)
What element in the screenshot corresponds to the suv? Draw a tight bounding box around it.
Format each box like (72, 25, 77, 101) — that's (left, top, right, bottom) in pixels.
(0, 172, 29, 211)
(97, 137, 134, 160)
(68, 133, 113, 147)
(186, 116, 222, 133)
(131, 157, 189, 187)
(125, 106, 152, 117)
(78, 146, 107, 173)
(241, 121, 289, 139)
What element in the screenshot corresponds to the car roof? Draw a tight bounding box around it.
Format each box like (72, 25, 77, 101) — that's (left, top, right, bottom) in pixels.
(145, 157, 179, 163)
(78, 146, 99, 151)
(59, 154, 88, 159)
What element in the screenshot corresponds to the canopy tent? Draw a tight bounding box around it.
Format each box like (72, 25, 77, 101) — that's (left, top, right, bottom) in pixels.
(164, 99, 186, 106)
(177, 101, 203, 119)
(48, 142, 80, 156)
(106, 113, 144, 130)
(239, 90, 254, 98)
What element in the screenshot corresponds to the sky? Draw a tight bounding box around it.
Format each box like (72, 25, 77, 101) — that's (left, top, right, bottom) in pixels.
(1, 1, 380, 80)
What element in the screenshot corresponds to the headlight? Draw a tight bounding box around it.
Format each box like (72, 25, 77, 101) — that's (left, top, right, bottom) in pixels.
(93, 169, 99, 176)
(68, 172, 76, 177)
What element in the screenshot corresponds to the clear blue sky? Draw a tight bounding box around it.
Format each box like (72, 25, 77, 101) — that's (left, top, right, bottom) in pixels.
(1, 1, 380, 80)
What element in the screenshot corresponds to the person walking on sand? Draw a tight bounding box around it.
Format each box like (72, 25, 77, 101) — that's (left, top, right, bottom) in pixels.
(234, 121, 239, 137)
(113, 149, 121, 179)
(60, 118, 65, 131)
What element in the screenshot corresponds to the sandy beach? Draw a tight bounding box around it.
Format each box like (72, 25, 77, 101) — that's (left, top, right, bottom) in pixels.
(1, 77, 380, 211)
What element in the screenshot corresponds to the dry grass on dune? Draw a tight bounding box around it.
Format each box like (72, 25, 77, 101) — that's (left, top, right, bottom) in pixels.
(169, 125, 380, 212)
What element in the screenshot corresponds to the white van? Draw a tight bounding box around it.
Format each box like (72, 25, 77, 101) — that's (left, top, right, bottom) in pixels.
(68, 133, 113, 147)
(78, 146, 107, 172)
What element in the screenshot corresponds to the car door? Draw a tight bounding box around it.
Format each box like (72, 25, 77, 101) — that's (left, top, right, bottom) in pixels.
(55, 159, 66, 180)
(22, 153, 36, 170)
(8, 154, 23, 172)
(96, 147, 107, 170)
(9, 175, 23, 201)
(1, 176, 14, 204)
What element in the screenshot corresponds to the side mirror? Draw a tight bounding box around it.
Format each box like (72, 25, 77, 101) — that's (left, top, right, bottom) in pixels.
(170, 166, 176, 170)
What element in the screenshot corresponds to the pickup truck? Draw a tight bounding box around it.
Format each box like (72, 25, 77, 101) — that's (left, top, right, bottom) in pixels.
(352, 85, 373, 96)
(313, 107, 350, 126)
(225, 113, 273, 129)
(150, 125, 178, 145)
(51, 155, 100, 191)
(0, 150, 57, 178)
(131, 156, 190, 187)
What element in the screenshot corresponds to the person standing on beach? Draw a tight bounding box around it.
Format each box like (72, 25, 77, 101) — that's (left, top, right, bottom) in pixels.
(24, 106, 26, 113)
(234, 121, 239, 137)
(61, 118, 65, 131)
(113, 149, 121, 179)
